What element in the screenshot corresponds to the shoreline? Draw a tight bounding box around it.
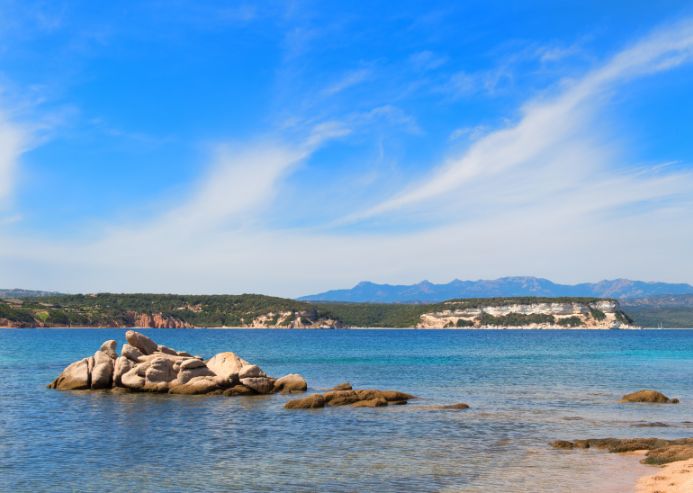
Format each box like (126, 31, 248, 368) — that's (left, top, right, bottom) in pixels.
(636, 458, 693, 492)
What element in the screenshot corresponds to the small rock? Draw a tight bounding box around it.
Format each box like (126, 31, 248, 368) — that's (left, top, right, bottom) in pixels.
(621, 390, 679, 404)
(273, 374, 308, 393)
(99, 340, 117, 359)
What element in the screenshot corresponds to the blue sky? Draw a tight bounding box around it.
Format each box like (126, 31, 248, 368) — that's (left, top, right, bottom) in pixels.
(1, 1, 693, 296)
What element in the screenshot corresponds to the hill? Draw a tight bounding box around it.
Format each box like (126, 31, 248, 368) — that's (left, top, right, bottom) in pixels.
(0, 288, 65, 298)
(299, 277, 693, 303)
(0, 293, 634, 329)
(621, 294, 693, 328)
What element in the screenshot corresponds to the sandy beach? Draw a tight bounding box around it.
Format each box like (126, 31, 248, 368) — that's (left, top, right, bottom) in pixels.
(636, 458, 693, 493)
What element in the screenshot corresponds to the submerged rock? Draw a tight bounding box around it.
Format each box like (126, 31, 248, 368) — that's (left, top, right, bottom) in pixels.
(621, 389, 679, 404)
(284, 394, 326, 409)
(550, 437, 693, 465)
(285, 388, 415, 409)
(331, 382, 352, 391)
(48, 331, 301, 397)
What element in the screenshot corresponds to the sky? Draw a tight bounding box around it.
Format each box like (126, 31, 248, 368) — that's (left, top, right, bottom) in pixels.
(1, 0, 693, 297)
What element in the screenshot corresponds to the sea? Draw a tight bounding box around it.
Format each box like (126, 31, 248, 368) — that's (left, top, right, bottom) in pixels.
(1, 328, 692, 492)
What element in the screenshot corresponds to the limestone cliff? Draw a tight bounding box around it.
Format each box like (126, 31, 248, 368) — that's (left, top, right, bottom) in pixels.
(417, 300, 635, 329)
(243, 310, 343, 329)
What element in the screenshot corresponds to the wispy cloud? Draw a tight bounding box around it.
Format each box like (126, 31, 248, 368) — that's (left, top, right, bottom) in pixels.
(357, 19, 693, 220)
(321, 68, 372, 97)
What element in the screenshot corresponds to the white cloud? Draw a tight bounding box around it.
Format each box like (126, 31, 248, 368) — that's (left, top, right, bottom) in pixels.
(0, 112, 26, 208)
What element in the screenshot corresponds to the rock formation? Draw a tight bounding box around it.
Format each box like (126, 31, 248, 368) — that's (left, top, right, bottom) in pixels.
(48, 330, 307, 397)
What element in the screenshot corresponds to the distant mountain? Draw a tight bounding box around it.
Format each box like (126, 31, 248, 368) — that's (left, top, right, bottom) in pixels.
(299, 277, 693, 303)
(0, 289, 64, 299)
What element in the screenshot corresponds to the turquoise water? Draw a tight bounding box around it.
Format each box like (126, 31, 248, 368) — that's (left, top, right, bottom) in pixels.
(1, 329, 692, 492)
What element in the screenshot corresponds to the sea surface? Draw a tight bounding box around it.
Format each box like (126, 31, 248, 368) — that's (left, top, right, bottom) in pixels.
(1, 329, 692, 492)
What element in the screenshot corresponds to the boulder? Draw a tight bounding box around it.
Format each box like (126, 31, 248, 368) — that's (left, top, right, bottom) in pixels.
(48, 358, 91, 390)
(121, 344, 144, 362)
(285, 394, 326, 409)
(144, 357, 176, 391)
(169, 376, 219, 395)
(91, 350, 115, 389)
(352, 397, 388, 408)
(99, 340, 117, 359)
(273, 374, 308, 393)
(621, 390, 679, 404)
(113, 356, 135, 387)
(206, 352, 248, 384)
(180, 358, 206, 370)
(239, 364, 266, 379)
(223, 385, 256, 396)
(240, 377, 274, 394)
(125, 330, 158, 355)
(120, 366, 146, 390)
(177, 365, 216, 385)
(157, 345, 177, 355)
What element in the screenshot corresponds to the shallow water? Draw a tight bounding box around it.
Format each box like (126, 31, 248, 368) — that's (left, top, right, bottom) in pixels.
(1, 329, 692, 492)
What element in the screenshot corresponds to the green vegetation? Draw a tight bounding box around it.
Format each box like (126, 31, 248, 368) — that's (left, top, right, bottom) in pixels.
(556, 316, 583, 327)
(0, 294, 633, 328)
(624, 306, 693, 328)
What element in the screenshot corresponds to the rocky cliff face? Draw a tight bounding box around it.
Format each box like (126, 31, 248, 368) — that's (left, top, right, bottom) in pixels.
(417, 300, 635, 329)
(245, 310, 343, 329)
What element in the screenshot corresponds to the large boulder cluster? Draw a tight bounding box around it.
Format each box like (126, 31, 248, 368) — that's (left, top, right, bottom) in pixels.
(48, 330, 307, 396)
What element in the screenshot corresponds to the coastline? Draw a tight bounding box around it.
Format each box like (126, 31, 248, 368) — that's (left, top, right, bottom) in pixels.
(2, 325, 691, 330)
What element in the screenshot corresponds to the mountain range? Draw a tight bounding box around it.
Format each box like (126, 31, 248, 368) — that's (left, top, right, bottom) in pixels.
(299, 277, 693, 303)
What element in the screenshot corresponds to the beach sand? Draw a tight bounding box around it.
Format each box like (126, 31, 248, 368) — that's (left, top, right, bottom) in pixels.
(636, 458, 693, 493)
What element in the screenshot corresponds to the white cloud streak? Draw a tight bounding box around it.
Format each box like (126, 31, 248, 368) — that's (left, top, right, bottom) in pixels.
(0, 112, 26, 208)
(358, 19, 693, 220)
